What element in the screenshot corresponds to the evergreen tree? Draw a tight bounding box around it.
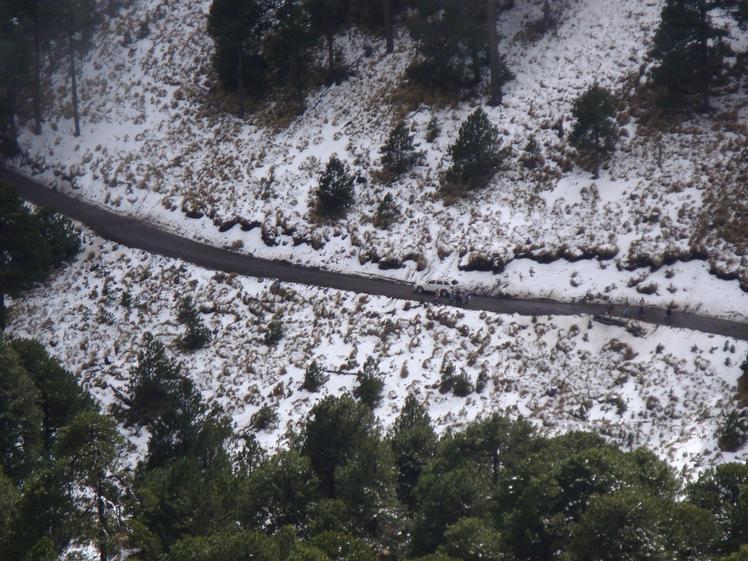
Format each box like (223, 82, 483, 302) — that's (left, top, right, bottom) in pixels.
(302, 359, 329, 392)
(176, 296, 212, 351)
(335, 435, 398, 539)
(446, 107, 504, 190)
(304, 0, 349, 79)
(10, 338, 94, 451)
(0, 342, 43, 481)
(0, 184, 51, 331)
(569, 84, 618, 179)
(380, 121, 421, 176)
(56, 412, 124, 561)
(439, 517, 502, 561)
(316, 155, 355, 216)
(374, 193, 401, 229)
(302, 395, 375, 498)
(58, 0, 98, 137)
(0, 1, 28, 156)
(34, 208, 81, 266)
(352, 356, 385, 409)
(208, 0, 271, 116)
(240, 450, 320, 532)
(650, 0, 727, 112)
(389, 394, 437, 509)
(687, 463, 748, 553)
(263, 0, 316, 101)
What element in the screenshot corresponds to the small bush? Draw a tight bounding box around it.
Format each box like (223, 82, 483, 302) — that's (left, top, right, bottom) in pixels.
(451, 373, 474, 397)
(251, 404, 278, 432)
(439, 360, 456, 393)
(426, 116, 441, 142)
(475, 370, 488, 393)
(264, 317, 284, 346)
(317, 155, 355, 216)
(302, 360, 329, 393)
(717, 409, 748, 452)
(353, 357, 385, 409)
(374, 193, 401, 229)
(177, 296, 212, 351)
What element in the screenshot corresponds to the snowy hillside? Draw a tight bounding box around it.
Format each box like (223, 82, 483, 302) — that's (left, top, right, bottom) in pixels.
(7, 226, 748, 474)
(10, 0, 748, 319)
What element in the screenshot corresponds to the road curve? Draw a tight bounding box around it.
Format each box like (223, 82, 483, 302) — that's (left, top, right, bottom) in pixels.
(2, 167, 747, 342)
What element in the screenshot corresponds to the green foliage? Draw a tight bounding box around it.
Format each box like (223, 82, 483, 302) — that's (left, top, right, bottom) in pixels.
(251, 404, 279, 432)
(316, 155, 355, 216)
(310, 531, 376, 561)
(568, 489, 667, 561)
(207, 0, 270, 98)
(11, 338, 93, 449)
(411, 464, 492, 555)
(241, 450, 320, 532)
(389, 395, 437, 509)
(381, 121, 421, 175)
(717, 409, 748, 452)
(264, 316, 284, 346)
(264, 0, 317, 99)
(0, 342, 43, 481)
(446, 108, 504, 191)
(439, 517, 502, 561)
(302, 359, 329, 392)
(302, 395, 375, 498)
(407, 0, 485, 90)
(334, 436, 398, 538)
(687, 462, 748, 553)
(569, 83, 618, 178)
(439, 360, 457, 393)
(165, 531, 279, 561)
(650, 0, 728, 111)
(353, 356, 385, 409)
(374, 193, 401, 230)
(34, 208, 81, 265)
(177, 296, 212, 351)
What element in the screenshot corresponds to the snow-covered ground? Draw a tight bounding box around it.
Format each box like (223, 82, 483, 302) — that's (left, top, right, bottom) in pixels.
(9, 0, 748, 321)
(7, 227, 748, 475)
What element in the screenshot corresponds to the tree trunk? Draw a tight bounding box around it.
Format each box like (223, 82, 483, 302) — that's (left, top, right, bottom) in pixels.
(698, 1, 710, 112)
(95, 476, 109, 561)
(7, 84, 20, 155)
(487, 0, 502, 106)
(383, 0, 394, 54)
(69, 35, 81, 137)
(0, 293, 6, 335)
(237, 50, 244, 118)
(33, 18, 43, 135)
(326, 33, 335, 78)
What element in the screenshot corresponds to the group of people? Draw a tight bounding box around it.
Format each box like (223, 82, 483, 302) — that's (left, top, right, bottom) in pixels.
(607, 300, 675, 325)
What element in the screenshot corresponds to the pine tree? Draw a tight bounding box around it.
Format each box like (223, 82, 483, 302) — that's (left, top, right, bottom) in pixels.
(0, 1, 29, 156)
(389, 394, 437, 508)
(650, 0, 728, 112)
(263, 0, 316, 101)
(302, 359, 329, 392)
(58, 0, 98, 137)
(380, 121, 421, 175)
(56, 412, 123, 561)
(176, 296, 212, 351)
(0, 184, 52, 332)
(208, 0, 271, 116)
(316, 155, 355, 216)
(353, 356, 385, 409)
(569, 84, 618, 179)
(374, 192, 401, 229)
(304, 0, 349, 80)
(446, 107, 504, 190)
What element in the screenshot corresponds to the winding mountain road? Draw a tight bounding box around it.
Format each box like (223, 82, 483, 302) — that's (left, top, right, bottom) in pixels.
(2, 167, 747, 342)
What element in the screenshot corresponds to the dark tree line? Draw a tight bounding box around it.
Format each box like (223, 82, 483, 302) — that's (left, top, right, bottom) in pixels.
(4, 334, 748, 561)
(0, 0, 98, 155)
